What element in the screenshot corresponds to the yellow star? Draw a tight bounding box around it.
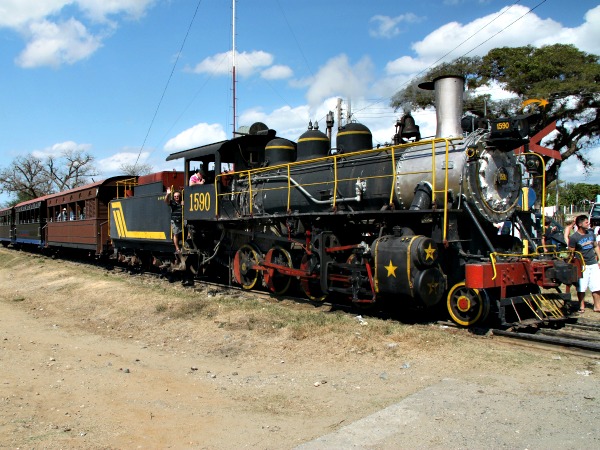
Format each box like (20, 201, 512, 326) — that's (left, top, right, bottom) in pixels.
(428, 281, 439, 294)
(385, 260, 397, 277)
(424, 243, 436, 261)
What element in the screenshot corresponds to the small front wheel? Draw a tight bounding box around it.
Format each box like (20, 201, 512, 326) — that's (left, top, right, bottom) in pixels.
(447, 282, 490, 327)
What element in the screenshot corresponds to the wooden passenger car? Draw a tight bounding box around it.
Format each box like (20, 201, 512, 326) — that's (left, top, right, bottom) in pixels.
(0, 206, 14, 246)
(45, 176, 131, 255)
(13, 195, 53, 248)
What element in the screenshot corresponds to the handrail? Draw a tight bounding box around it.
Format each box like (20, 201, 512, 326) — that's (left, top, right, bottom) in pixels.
(215, 137, 462, 239)
(114, 177, 138, 199)
(388, 145, 397, 206)
(333, 156, 339, 209)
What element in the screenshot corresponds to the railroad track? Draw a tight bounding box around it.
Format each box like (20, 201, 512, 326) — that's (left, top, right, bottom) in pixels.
(110, 263, 358, 311)
(491, 319, 600, 353)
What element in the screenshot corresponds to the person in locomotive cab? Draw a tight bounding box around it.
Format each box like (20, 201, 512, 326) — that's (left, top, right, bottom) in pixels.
(164, 188, 183, 254)
(189, 168, 205, 186)
(568, 215, 600, 313)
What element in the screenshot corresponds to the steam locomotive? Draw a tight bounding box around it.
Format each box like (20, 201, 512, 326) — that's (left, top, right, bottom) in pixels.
(0, 75, 579, 327)
(107, 75, 579, 326)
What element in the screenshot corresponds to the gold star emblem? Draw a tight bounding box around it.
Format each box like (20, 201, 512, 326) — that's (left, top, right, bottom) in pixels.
(385, 260, 397, 277)
(428, 281, 439, 294)
(424, 243, 436, 261)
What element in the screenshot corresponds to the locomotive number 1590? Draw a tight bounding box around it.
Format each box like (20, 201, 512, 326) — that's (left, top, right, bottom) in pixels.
(189, 192, 211, 212)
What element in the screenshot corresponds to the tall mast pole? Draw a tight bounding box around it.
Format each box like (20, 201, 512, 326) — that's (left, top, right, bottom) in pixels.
(232, 0, 236, 137)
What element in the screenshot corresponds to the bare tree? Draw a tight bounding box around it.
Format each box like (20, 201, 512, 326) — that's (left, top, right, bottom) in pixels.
(46, 148, 99, 192)
(0, 155, 52, 201)
(119, 162, 154, 176)
(0, 149, 98, 204)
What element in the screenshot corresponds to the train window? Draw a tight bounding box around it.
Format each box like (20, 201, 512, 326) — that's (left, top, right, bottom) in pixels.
(77, 201, 85, 219)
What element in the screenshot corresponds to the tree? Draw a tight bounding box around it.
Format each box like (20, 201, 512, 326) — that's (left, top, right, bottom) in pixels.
(0, 148, 99, 205)
(551, 182, 600, 209)
(391, 44, 600, 186)
(119, 162, 154, 176)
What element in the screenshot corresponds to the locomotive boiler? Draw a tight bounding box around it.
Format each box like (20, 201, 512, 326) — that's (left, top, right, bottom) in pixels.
(237, 75, 522, 224)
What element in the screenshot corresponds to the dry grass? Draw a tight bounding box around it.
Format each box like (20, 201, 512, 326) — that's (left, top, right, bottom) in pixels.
(0, 248, 534, 367)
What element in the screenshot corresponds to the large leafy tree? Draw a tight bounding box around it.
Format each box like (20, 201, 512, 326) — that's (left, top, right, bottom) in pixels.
(547, 182, 600, 209)
(391, 44, 599, 186)
(0, 148, 99, 206)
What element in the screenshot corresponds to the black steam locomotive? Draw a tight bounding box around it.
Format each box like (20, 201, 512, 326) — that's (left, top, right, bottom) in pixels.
(106, 75, 579, 327)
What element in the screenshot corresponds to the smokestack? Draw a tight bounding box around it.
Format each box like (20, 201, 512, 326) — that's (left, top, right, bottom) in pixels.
(418, 75, 464, 138)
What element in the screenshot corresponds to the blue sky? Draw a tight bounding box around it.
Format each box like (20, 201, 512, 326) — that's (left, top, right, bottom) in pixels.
(1, 0, 599, 205)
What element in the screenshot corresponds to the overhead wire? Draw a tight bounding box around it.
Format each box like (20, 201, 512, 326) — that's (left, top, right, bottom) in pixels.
(352, 0, 548, 119)
(145, 0, 558, 154)
(134, 0, 204, 167)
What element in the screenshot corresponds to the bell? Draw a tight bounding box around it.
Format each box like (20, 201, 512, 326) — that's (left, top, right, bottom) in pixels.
(400, 114, 421, 140)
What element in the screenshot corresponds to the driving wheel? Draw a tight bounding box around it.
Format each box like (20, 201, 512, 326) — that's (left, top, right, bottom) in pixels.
(233, 244, 261, 290)
(299, 253, 327, 301)
(263, 246, 293, 295)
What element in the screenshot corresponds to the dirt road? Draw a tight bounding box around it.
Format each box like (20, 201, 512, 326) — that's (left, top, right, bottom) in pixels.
(1, 249, 599, 449)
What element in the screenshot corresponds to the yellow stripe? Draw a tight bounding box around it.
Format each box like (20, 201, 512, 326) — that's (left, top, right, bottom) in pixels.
(117, 204, 127, 237)
(336, 130, 371, 137)
(266, 145, 295, 150)
(298, 137, 329, 143)
(111, 202, 167, 240)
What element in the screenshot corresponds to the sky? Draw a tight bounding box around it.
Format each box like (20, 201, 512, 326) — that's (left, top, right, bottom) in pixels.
(1, 0, 599, 205)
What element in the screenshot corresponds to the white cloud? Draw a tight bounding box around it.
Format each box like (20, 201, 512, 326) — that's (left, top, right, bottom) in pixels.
(412, 6, 563, 63)
(385, 55, 431, 76)
(377, 4, 600, 118)
(304, 54, 374, 109)
(261, 64, 293, 80)
(472, 80, 516, 101)
(558, 147, 600, 185)
(535, 5, 600, 55)
(16, 18, 102, 68)
(236, 97, 420, 152)
(239, 104, 312, 141)
(190, 50, 274, 77)
(97, 150, 151, 172)
(0, 0, 155, 28)
(369, 14, 421, 39)
(0, 0, 156, 68)
(388, 4, 600, 79)
(164, 123, 228, 153)
(32, 141, 93, 158)
(77, 0, 155, 22)
(0, 0, 69, 28)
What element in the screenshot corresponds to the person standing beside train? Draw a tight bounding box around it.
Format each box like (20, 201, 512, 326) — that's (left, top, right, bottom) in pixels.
(563, 218, 577, 246)
(568, 215, 600, 313)
(164, 188, 183, 254)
